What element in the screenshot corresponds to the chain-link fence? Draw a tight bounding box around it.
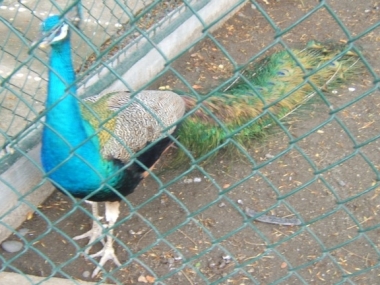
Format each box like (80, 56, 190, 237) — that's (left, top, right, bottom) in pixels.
(1, 0, 380, 284)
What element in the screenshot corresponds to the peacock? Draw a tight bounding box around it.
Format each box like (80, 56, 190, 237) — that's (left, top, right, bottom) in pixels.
(35, 11, 361, 278)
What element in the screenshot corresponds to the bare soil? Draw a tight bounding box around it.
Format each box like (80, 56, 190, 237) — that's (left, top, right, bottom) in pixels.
(2, 1, 380, 284)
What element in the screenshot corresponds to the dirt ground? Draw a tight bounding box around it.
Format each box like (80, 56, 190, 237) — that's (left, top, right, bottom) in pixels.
(2, 0, 380, 284)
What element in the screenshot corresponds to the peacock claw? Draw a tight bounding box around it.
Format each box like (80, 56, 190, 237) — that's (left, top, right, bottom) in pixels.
(73, 201, 106, 255)
(73, 220, 106, 255)
(90, 238, 121, 278)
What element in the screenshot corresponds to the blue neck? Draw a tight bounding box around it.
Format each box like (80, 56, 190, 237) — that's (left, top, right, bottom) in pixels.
(45, 39, 82, 137)
(41, 37, 116, 196)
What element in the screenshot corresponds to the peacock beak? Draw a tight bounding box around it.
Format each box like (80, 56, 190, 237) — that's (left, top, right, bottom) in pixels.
(29, 37, 49, 54)
(38, 39, 52, 49)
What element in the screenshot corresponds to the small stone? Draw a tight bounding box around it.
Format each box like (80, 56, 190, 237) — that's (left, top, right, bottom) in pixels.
(219, 260, 226, 269)
(218, 202, 226, 208)
(208, 261, 216, 268)
(237, 199, 243, 205)
(82, 271, 90, 278)
(193, 177, 202, 183)
(2, 240, 23, 253)
(265, 153, 274, 159)
(18, 228, 29, 236)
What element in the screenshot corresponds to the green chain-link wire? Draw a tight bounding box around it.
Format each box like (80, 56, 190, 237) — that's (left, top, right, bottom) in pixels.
(1, 0, 380, 284)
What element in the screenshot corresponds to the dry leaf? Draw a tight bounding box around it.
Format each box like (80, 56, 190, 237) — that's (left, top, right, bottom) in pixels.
(146, 275, 155, 283)
(280, 262, 287, 269)
(158, 85, 170, 90)
(223, 183, 230, 189)
(192, 84, 203, 89)
(26, 212, 34, 220)
(137, 275, 148, 283)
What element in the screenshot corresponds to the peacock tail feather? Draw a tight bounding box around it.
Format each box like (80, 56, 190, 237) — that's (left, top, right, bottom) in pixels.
(177, 41, 362, 160)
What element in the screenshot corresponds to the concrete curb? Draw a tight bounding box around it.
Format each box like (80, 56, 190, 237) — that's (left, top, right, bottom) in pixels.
(0, 144, 55, 243)
(0, 272, 111, 285)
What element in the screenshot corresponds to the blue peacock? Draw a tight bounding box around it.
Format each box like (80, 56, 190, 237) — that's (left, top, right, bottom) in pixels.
(36, 11, 361, 278)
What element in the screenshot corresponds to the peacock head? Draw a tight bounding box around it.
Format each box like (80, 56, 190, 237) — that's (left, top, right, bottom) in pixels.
(28, 5, 81, 54)
(39, 16, 70, 48)
(37, 5, 81, 48)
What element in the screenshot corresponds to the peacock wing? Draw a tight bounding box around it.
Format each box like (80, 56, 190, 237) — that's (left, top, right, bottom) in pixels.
(81, 90, 185, 163)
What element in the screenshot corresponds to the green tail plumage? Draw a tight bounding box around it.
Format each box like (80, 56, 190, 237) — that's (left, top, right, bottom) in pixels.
(177, 41, 362, 160)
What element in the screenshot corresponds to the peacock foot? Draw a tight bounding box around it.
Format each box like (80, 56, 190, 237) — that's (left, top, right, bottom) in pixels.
(73, 219, 105, 255)
(89, 236, 122, 278)
(75, 201, 122, 277)
(73, 201, 105, 255)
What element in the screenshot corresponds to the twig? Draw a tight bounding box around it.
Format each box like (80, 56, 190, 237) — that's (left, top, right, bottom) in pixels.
(181, 270, 194, 285)
(136, 229, 153, 248)
(245, 207, 301, 226)
(178, 229, 198, 247)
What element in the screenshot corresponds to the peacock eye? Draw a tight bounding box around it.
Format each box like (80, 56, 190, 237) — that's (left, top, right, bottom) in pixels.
(47, 23, 69, 42)
(52, 28, 63, 38)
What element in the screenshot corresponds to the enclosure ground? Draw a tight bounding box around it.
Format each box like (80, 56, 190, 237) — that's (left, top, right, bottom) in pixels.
(2, 1, 380, 284)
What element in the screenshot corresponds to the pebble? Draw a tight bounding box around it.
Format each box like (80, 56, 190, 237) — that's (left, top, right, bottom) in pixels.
(218, 260, 226, 269)
(338, 180, 346, 187)
(18, 228, 29, 236)
(184, 177, 202, 183)
(82, 271, 91, 278)
(2, 240, 23, 253)
(265, 153, 274, 159)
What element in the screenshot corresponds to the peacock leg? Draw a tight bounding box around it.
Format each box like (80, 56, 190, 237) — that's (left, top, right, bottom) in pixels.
(73, 201, 105, 254)
(90, 201, 122, 278)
